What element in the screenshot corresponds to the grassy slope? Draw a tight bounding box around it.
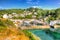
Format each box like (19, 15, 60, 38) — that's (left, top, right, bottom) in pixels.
(0, 18, 39, 40)
(23, 30, 40, 40)
(0, 27, 30, 40)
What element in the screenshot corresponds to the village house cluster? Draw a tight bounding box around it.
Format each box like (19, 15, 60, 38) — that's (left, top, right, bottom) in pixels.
(10, 19, 47, 27)
(2, 11, 38, 19)
(2, 11, 60, 29)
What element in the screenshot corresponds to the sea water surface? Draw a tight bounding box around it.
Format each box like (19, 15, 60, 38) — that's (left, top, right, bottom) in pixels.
(28, 29, 54, 40)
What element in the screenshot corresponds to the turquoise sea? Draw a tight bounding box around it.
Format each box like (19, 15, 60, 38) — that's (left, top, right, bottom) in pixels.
(28, 29, 60, 40)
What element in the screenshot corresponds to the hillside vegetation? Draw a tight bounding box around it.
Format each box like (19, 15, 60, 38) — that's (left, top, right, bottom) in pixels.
(0, 7, 60, 20)
(0, 18, 40, 40)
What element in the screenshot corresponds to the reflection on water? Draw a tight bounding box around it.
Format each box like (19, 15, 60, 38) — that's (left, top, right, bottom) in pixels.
(28, 29, 60, 40)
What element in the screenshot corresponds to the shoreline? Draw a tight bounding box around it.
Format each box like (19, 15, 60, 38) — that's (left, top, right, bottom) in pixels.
(19, 25, 60, 30)
(31, 33, 41, 40)
(23, 30, 41, 40)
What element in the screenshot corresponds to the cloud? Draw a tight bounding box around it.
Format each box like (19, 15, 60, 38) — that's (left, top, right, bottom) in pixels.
(26, 0, 40, 5)
(27, 0, 32, 1)
(58, 3, 60, 4)
(0, 6, 2, 9)
(32, 6, 42, 8)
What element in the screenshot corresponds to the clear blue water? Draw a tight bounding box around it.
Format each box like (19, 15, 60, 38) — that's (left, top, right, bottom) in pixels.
(28, 29, 54, 40)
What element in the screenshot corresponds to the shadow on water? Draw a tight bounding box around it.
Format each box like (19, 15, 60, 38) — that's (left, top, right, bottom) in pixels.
(27, 29, 60, 40)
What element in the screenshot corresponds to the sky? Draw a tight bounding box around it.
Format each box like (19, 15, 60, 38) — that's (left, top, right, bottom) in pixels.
(0, 0, 60, 9)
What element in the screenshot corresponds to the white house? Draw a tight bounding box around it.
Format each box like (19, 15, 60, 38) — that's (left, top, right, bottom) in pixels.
(12, 13, 16, 15)
(20, 14, 25, 17)
(21, 20, 31, 26)
(8, 14, 13, 18)
(3, 14, 8, 19)
(32, 15, 36, 18)
(34, 12, 37, 15)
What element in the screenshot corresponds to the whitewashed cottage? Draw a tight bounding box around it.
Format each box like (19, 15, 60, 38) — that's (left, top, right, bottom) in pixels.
(3, 14, 8, 19)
